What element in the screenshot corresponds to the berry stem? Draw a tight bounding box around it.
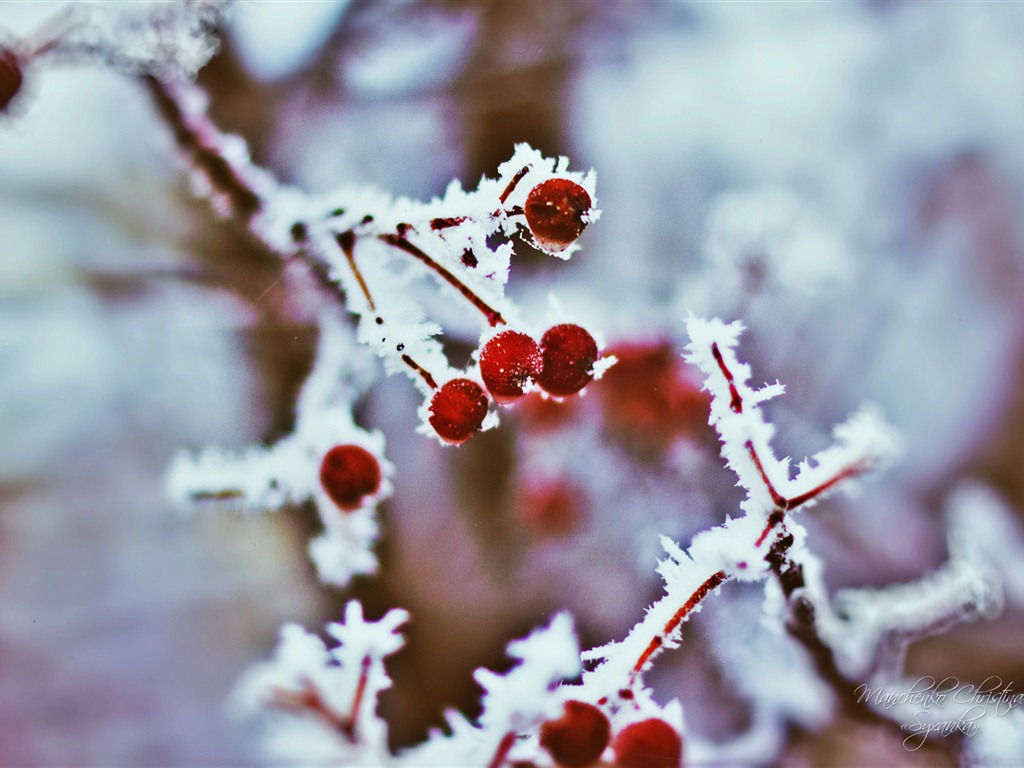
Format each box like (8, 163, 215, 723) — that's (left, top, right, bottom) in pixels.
(379, 233, 506, 327)
(332, 232, 439, 389)
(486, 731, 517, 768)
(402, 354, 438, 390)
(498, 166, 530, 204)
(335, 231, 377, 313)
(266, 656, 372, 744)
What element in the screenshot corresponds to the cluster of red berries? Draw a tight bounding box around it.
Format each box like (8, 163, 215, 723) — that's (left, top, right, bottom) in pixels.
(427, 324, 600, 444)
(320, 444, 382, 512)
(539, 700, 682, 768)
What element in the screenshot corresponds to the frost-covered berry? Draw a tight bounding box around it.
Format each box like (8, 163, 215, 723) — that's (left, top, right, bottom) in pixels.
(0, 49, 23, 113)
(525, 178, 592, 253)
(480, 330, 543, 404)
(537, 324, 599, 397)
(320, 445, 382, 511)
(429, 379, 489, 444)
(540, 700, 610, 767)
(613, 718, 682, 768)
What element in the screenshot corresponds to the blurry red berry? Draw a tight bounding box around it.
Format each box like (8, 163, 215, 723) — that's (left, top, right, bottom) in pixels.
(598, 340, 711, 451)
(537, 324, 599, 397)
(320, 445, 381, 511)
(540, 700, 610, 768)
(429, 378, 489, 444)
(517, 480, 583, 538)
(480, 330, 543, 403)
(515, 390, 578, 432)
(613, 718, 682, 768)
(525, 178, 592, 252)
(0, 49, 23, 113)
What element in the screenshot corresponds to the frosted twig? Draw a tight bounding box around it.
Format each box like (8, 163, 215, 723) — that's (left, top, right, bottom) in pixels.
(144, 76, 598, 404)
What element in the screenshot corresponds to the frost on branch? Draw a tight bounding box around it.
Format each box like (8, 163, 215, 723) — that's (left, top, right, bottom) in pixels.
(166, 312, 392, 587)
(237, 605, 582, 768)
(18, 1, 226, 80)
(832, 483, 1014, 680)
(569, 315, 903, 762)
(403, 612, 581, 767)
(233, 601, 408, 766)
(683, 315, 901, 523)
(144, 74, 603, 443)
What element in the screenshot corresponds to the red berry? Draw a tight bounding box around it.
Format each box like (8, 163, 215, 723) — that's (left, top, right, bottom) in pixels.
(517, 480, 583, 538)
(428, 378, 489, 444)
(537, 324, 599, 397)
(598, 340, 711, 451)
(540, 700, 610, 768)
(613, 718, 682, 768)
(0, 49, 23, 113)
(479, 330, 543, 404)
(525, 178, 592, 253)
(320, 445, 382, 511)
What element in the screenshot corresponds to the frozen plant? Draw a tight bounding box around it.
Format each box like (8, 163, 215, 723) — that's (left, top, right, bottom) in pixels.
(4, 3, 1024, 767)
(228, 317, 1013, 766)
(3, 3, 609, 587)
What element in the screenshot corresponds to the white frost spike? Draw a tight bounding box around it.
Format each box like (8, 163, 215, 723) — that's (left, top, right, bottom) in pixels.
(165, 312, 392, 587)
(233, 602, 408, 767)
(403, 613, 580, 767)
(683, 315, 901, 514)
(790, 404, 904, 501)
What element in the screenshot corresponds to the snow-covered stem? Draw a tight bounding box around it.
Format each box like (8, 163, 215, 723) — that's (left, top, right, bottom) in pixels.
(586, 317, 902, 688)
(143, 75, 599, 405)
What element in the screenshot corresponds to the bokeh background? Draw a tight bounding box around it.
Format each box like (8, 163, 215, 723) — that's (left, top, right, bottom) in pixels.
(3, 1, 1024, 765)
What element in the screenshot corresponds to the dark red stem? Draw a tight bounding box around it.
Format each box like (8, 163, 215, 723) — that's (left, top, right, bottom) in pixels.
(402, 354, 437, 390)
(631, 569, 728, 682)
(487, 731, 517, 768)
(380, 233, 505, 326)
(499, 166, 530, 204)
(336, 231, 376, 314)
(710, 343, 743, 413)
(267, 657, 372, 743)
(710, 343, 871, 548)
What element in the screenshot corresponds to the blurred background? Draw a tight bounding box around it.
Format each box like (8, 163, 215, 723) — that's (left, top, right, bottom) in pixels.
(3, 1, 1024, 765)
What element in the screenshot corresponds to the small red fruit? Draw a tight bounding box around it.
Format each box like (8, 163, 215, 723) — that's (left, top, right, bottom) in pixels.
(598, 340, 711, 451)
(525, 178, 592, 253)
(613, 718, 682, 768)
(517, 480, 583, 538)
(0, 49, 23, 113)
(540, 700, 610, 768)
(428, 378, 489, 444)
(537, 324, 599, 397)
(320, 445, 382, 511)
(479, 330, 543, 403)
